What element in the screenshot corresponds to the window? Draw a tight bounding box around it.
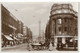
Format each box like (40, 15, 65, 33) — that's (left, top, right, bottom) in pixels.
(65, 19, 67, 22)
(59, 27, 61, 34)
(59, 27, 61, 31)
(58, 19, 62, 24)
(65, 27, 67, 31)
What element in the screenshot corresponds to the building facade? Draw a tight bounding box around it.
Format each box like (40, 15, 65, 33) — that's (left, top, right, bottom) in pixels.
(1, 4, 33, 47)
(1, 4, 24, 36)
(23, 26, 33, 43)
(18, 20, 23, 34)
(45, 4, 78, 48)
(1, 4, 19, 35)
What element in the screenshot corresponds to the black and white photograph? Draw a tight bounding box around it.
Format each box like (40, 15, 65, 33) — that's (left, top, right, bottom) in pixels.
(1, 2, 78, 52)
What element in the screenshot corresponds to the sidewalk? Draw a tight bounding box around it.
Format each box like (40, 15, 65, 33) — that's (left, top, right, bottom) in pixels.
(48, 47, 57, 51)
(57, 47, 78, 51)
(31, 46, 58, 51)
(2, 43, 28, 51)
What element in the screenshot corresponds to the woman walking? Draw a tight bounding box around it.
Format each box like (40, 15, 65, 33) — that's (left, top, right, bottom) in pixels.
(49, 41, 53, 51)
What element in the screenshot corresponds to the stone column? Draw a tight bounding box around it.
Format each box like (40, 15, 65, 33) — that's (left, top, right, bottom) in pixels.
(62, 18, 64, 34)
(56, 19, 58, 35)
(51, 20, 54, 35)
(54, 37, 57, 47)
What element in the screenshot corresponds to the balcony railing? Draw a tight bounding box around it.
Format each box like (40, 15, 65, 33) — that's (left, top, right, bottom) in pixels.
(51, 4, 73, 11)
(50, 8, 77, 17)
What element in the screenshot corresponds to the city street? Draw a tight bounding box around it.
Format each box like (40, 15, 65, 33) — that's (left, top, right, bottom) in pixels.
(1, 2, 78, 52)
(2, 43, 29, 51)
(2, 43, 58, 51)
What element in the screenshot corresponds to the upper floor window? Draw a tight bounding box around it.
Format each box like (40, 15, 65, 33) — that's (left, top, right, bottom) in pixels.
(59, 27, 61, 31)
(65, 27, 67, 32)
(59, 27, 61, 34)
(65, 19, 67, 22)
(58, 19, 62, 24)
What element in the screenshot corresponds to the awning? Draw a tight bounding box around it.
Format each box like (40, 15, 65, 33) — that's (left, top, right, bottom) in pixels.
(4, 35, 13, 41)
(74, 36, 78, 40)
(8, 24, 16, 30)
(13, 37, 19, 40)
(54, 35, 74, 38)
(17, 33, 23, 38)
(21, 37, 27, 39)
(32, 43, 41, 46)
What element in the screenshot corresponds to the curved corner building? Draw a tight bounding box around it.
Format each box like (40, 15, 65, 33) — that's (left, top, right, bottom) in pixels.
(45, 4, 78, 48)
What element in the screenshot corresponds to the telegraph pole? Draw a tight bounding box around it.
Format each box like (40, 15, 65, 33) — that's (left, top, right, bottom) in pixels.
(39, 20, 41, 42)
(39, 20, 41, 37)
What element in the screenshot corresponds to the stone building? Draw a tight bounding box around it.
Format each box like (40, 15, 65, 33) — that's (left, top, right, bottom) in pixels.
(18, 20, 23, 34)
(23, 26, 33, 43)
(1, 4, 33, 47)
(1, 4, 19, 35)
(45, 4, 78, 48)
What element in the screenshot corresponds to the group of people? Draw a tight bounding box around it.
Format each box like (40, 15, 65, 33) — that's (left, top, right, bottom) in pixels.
(2, 33, 21, 47)
(56, 43, 64, 50)
(28, 40, 54, 51)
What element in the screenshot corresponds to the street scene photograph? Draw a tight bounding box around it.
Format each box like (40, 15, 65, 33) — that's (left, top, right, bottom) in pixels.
(1, 2, 78, 51)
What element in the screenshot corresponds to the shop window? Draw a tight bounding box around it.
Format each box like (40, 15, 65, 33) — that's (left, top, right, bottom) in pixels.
(58, 38, 62, 43)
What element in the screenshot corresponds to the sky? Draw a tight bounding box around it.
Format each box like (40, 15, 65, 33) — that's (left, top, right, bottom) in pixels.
(2, 2, 78, 38)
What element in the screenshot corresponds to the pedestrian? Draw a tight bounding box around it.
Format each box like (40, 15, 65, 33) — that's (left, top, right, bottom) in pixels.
(2, 34, 7, 47)
(10, 34, 14, 46)
(57, 43, 59, 50)
(74, 40, 77, 50)
(61, 43, 63, 49)
(49, 41, 53, 51)
(65, 43, 68, 49)
(27, 40, 32, 51)
(2, 33, 9, 47)
(29, 43, 31, 51)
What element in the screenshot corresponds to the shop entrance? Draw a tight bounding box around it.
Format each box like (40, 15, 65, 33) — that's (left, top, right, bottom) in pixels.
(57, 37, 62, 43)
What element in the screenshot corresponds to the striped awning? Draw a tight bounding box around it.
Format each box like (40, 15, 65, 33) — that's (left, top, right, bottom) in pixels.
(4, 35, 13, 41)
(13, 37, 19, 40)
